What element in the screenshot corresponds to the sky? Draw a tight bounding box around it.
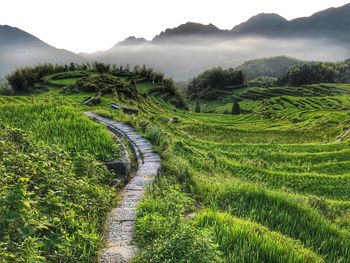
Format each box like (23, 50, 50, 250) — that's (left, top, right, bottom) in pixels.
(1, 0, 349, 53)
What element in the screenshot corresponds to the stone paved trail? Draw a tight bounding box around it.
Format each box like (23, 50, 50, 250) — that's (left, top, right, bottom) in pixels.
(336, 127, 350, 142)
(86, 112, 161, 263)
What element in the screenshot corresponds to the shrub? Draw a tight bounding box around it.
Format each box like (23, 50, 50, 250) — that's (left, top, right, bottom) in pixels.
(232, 100, 241, 115)
(74, 74, 138, 99)
(0, 82, 13, 95)
(0, 125, 116, 262)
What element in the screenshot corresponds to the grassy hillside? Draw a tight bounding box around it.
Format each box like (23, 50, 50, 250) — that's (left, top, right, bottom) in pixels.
(76, 80, 350, 262)
(1, 66, 350, 262)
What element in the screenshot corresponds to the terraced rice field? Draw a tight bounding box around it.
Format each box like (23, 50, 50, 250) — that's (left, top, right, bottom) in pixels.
(1, 78, 350, 262)
(123, 86, 350, 262)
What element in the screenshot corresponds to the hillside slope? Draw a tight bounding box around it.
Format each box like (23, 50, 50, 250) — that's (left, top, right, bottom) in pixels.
(0, 25, 85, 78)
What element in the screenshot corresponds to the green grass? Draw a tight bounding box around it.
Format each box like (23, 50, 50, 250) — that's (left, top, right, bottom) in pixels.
(196, 210, 324, 263)
(3, 71, 350, 262)
(0, 103, 119, 161)
(0, 126, 116, 262)
(136, 82, 156, 93)
(122, 84, 350, 262)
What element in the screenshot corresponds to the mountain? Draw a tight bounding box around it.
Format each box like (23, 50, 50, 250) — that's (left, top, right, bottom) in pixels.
(2, 3, 350, 81)
(232, 13, 288, 35)
(231, 3, 350, 41)
(153, 22, 227, 42)
(150, 3, 350, 42)
(118, 36, 148, 45)
(0, 25, 85, 78)
(148, 3, 350, 42)
(285, 3, 350, 40)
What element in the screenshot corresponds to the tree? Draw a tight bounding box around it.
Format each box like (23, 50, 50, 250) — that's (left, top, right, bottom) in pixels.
(231, 100, 240, 115)
(278, 63, 337, 86)
(195, 102, 201, 113)
(94, 62, 110, 74)
(188, 67, 244, 101)
(69, 63, 76, 71)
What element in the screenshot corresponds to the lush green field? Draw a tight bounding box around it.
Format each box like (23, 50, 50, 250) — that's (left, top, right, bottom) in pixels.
(115, 84, 350, 262)
(0, 93, 121, 261)
(0, 103, 119, 161)
(1, 69, 350, 262)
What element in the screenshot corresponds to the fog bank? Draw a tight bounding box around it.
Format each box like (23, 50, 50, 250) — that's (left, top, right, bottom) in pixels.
(89, 36, 350, 80)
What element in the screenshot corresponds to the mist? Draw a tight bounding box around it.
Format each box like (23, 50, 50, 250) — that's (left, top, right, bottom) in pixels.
(1, 36, 349, 81)
(89, 36, 350, 80)
(0, 44, 85, 79)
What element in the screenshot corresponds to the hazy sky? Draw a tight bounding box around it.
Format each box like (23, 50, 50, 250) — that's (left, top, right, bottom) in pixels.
(1, 0, 349, 53)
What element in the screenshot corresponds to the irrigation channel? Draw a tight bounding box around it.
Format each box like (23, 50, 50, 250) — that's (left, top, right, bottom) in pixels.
(86, 112, 161, 263)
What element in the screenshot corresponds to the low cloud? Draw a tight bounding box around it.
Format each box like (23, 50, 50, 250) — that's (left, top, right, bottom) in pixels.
(91, 36, 350, 80)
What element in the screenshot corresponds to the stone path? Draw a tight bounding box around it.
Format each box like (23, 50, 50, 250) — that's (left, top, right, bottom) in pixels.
(336, 127, 350, 142)
(86, 112, 161, 263)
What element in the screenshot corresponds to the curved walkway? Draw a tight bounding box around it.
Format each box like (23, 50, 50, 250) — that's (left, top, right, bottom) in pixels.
(336, 127, 350, 142)
(86, 112, 161, 263)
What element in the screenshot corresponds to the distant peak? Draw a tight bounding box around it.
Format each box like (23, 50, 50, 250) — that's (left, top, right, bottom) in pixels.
(117, 36, 148, 45)
(176, 22, 220, 30)
(251, 13, 287, 21)
(231, 13, 288, 33)
(153, 22, 221, 41)
(0, 24, 44, 46)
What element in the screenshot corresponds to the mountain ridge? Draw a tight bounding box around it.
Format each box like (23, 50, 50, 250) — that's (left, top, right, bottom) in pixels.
(1, 3, 350, 79)
(114, 3, 350, 44)
(0, 24, 86, 78)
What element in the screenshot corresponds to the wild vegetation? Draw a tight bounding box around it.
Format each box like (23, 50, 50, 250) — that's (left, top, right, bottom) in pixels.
(1, 61, 350, 262)
(235, 56, 307, 80)
(278, 61, 350, 86)
(188, 67, 244, 100)
(0, 125, 117, 262)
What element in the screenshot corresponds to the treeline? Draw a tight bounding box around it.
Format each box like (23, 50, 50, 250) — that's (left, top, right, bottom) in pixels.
(236, 56, 306, 80)
(6, 63, 95, 94)
(278, 60, 350, 86)
(92, 63, 166, 84)
(5, 62, 167, 94)
(133, 65, 165, 84)
(188, 67, 244, 100)
(6, 64, 66, 94)
(4, 62, 188, 109)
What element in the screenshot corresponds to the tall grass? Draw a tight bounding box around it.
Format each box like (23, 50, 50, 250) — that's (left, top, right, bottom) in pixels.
(0, 104, 119, 161)
(196, 210, 324, 263)
(0, 126, 116, 262)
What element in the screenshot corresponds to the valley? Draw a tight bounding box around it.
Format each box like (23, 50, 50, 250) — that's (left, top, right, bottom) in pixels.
(1, 64, 349, 262)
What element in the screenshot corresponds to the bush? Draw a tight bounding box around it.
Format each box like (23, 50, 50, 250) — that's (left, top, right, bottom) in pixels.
(232, 100, 241, 115)
(0, 126, 116, 262)
(74, 74, 138, 99)
(0, 82, 13, 95)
